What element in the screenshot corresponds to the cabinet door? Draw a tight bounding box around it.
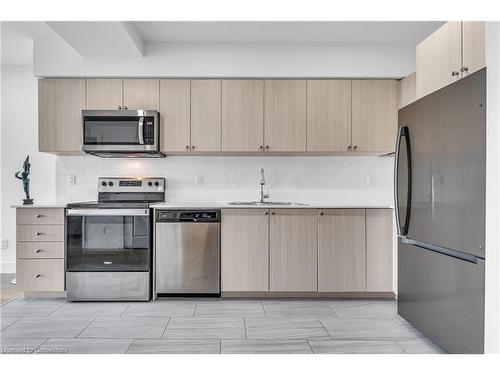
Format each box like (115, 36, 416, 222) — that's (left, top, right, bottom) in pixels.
(264, 80, 306, 152)
(270, 209, 317, 292)
(191, 80, 222, 152)
(416, 22, 462, 98)
(38, 79, 86, 153)
(366, 209, 394, 292)
(222, 80, 264, 152)
(221, 209, 269, 292)
(462, 21, 485, 77)
(318, 209, 366, 292)
(159, 80, 191, 152)
(86, 79, 123, 110)
(352, 80, 397, 153)
(306, 80, 352, 152)
(123, 79, 160, 110)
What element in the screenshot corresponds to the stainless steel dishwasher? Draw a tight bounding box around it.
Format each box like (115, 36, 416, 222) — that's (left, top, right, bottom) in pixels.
(155, 210, 220, 295)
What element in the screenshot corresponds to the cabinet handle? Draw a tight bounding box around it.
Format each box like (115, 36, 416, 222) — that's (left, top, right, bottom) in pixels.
(265, 211, 269, 215)
(35, 274, 42, 278)
(460, 66, 469, 73)
(451, 71, 460, 77)
(123, 106, 128, 109)
(36, 232, 43, 236)
(191, 145, 195, 150)
(35, 214, 43, 218)
(271, 212, 275, 215)
(35, 249, 43, 253)
(353, 145, 358, 151)
(185, 145, 190, 150)
(265, 146, 270, 150)
(259, 145, 264, 150)
(347, 145, 352, 151)
(118, 106, 122, 109)
(320, 212, 324, 216)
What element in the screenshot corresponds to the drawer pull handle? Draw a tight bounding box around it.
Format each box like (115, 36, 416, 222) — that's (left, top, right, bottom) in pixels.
(36, 232, 43, 236)
(35, 274, 42, 278)
(36, 249, 43, 253)
(35, 214, 43, 218)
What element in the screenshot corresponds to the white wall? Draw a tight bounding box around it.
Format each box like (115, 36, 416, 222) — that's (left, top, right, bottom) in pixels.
(55, 156, 394, 206)
(33, 35, 416, 78)
(0, 65, 56, 273)
(484, 22, 500, 354)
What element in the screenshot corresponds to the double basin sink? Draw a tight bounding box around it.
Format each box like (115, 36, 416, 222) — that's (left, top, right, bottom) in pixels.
(228, 201, 307, 206)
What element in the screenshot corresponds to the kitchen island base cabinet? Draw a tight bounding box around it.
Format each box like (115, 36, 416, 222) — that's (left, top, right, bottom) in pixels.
(318, 209, 366, 292)
(270, 209, 318, 292)
(221, 209, 269, 292)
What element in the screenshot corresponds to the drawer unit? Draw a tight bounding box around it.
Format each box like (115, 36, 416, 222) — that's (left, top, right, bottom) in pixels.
(16, 208, 65, 225)
(15, 207, 65, 292)
(16, 259, 65, 291)
(17, 242, 65, 259)
(16, 224, 64, 242)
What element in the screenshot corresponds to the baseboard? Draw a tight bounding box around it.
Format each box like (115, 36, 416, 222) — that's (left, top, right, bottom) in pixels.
(221, 291, 396, 299)
(1, 262, 16, 274)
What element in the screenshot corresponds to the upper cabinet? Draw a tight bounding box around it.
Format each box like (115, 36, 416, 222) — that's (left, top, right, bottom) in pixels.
(122, 79, 160, 110)
(264, 80, 307, 152)
(191, 80, 222, 152)
(352, 80, 398, 153)
(86, 79, 123, 110)
(416, 21, 485, 99)
(39, 79, 86, 154)
(222, 80, 264, 152)
(306, 80, 352, 152)
(398, 73, 416, 109)
(159, 79, 191, 152)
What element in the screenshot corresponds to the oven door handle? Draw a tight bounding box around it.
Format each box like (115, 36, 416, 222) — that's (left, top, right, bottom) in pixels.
(66, 209, 150, 216)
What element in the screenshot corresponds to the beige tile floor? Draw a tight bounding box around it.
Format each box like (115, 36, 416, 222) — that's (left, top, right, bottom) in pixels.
(0, 297, 445, 354)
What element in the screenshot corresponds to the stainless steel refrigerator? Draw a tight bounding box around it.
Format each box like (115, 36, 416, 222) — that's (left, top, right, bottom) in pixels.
(395, 68, 486, 354)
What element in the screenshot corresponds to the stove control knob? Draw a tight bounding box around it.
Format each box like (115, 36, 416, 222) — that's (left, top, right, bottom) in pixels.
(108, 181, 114, 186)
(101, 181, 107, 186)
(154, 181, 159, 186)
(147, 181, 153, 186)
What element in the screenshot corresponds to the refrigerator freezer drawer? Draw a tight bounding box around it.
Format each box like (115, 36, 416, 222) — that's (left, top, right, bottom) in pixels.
(398, 239, 484, 353)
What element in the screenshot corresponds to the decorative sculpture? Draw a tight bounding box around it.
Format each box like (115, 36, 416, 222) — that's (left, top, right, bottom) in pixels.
(15, 155, 33, 205)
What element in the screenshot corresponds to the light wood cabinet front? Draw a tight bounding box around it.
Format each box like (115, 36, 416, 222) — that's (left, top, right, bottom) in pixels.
(159, 80, 191, 152)
(270, 209, 318, 292)
(366, 209, 394, 292)
(191, 80, 222, 152)
(221, 209, 269, 291)
(38, 79, 86, 154)
(16, 208, 65, 225)
(16, 225, 65, 242)
(123, 79, 160, 110)
(222, 80, 264, 152)
(352, 80, 397, 153)
(264, 80, 307, 152)
(307, 80, 352, 152)
(16, 259, 65, 292)
(86, 79, 123, 110)
(398, 73, 416, 109)
(318, 209, 366, 292)
(416, 21, 462, 99)
(462, 21, 486, 77)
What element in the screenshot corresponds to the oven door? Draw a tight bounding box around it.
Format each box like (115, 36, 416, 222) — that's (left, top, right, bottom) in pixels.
(82, 110, 159, 153)
(66, 209, 151, 272)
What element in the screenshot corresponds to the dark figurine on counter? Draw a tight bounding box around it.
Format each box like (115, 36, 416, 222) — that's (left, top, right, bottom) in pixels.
(15, 155, 33, 205)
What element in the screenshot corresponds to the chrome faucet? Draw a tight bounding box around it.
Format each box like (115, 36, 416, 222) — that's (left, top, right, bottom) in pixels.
(258, 168, 269, 203)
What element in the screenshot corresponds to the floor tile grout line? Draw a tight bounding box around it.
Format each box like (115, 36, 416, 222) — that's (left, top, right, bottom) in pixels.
(219, 338, 222, 354)
(193, 302, 198, 318)
(33, 338, 50, 353)
(0, 294, 24, 307)
(393, 340, 409, 353)
(0, 316, 24, 332)
(243, 318, 248, 339)
(306, 339, 315, 354)
(46, 301, 69, 317)
(124, 338, 135, 354)
(326, 304, 342, 318)
(317, 318, 335, 340)
(160, 317, 171, 338)
(75, 317, 97, 338)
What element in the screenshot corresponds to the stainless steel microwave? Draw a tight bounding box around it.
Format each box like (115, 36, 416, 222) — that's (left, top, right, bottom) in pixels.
(82, 110, 164, 158)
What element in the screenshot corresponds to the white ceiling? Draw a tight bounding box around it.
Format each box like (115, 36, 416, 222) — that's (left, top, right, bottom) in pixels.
(1, 21, 445, 66)
(133, 21, 445, 43)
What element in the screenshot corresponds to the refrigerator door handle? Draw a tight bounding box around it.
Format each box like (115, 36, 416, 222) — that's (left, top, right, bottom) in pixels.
(394, 126, 412, 236)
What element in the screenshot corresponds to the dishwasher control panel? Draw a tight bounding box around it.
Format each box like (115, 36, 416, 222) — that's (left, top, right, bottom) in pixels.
(156, 210, 220, 222)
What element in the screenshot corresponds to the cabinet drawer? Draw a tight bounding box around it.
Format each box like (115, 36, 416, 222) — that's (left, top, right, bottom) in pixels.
(16, 225, 64, 242)
(16, 259, 65, 292)
(17, 208, 65, 225)
(17, 242, 64, 259)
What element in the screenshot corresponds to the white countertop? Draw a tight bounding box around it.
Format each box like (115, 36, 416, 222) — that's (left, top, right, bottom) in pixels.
(150, 202, 394, 209)
(11, 204, 67, 208)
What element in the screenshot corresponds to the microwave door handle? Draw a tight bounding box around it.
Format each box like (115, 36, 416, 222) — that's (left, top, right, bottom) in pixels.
(138, 117, 145, 145)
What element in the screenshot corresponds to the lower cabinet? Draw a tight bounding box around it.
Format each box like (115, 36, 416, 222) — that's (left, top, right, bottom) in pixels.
(318, 209, 366, 292)
(221, 209, 269, 291)
(269, 209, 318, 292)
(220, 207, 394, 294)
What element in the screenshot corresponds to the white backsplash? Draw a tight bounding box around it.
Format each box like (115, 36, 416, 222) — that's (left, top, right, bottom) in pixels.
(56, 156, 394, 205)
